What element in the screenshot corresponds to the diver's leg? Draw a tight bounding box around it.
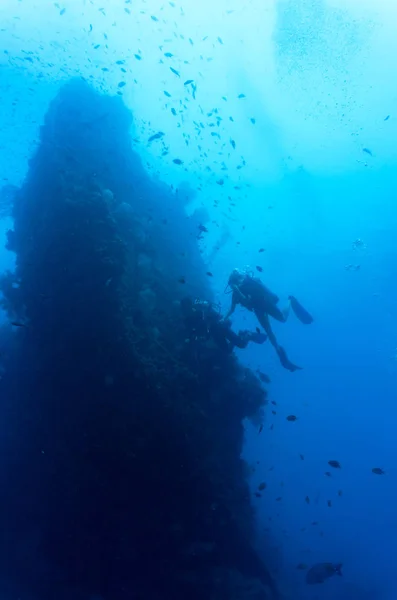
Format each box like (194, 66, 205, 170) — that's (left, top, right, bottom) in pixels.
(255, 311, 302, 372)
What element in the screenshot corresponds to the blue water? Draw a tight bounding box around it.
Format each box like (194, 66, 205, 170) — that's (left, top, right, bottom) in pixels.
(1, 0, 397, 598)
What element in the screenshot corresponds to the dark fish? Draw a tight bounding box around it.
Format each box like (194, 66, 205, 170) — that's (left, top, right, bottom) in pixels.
(305, 496, 310, 504)
(171, 108, 177, 116)
(324, 471, 332, 477)
(60, 8, 66, 15)
(363, 147, 372, 156)
(184, 79, 194, 85)
(151, 15, 159, 21)
(256, 265, 263, 272)
(258, 424, 263, 434)
(299, 454, 304, 460)
(164, 91, 171, 97)
(206, 272, 213, 277)
(338, 490, 343, 496)
(198, 224, 208, 232)
(259, 248, 265, 252)
(238, 93, 246, 98)
(164, 52, 173, 58)
(271, 401, 276, 406)
(250, 118, 256, 124)
(297, 563, 308, 570)
(276, 497, 282, 501)
(289, 296, 314, 324)
(178, 276, 186, 284)
(258, 482, 266, 491)
(94, 44, 100, 49)
(89, 24, 93, 31)
(254, 492, 262, 498)
(118, 81, 126, 88)
(286, 415, 297, 422)
(170, 67, 180, 77)
(11, 321, 28, 328)
(217, 36, 223, 44)
(384, 115, 390, 121)
(328, 460, 341, 469)
(230, 139, 236, 149)
(116, 60, 125, 65)
(134, 54, 142, 60)
(306, 562, 342, 585)
(271, 410, 276, 415)
(216, 179, 224, 186)
(327, 500, 332, 507)
(372, 467, 385, 475)
(148, 131, 165, 142)
(256, 327, 261, 334)
(173, 158, 183, 165)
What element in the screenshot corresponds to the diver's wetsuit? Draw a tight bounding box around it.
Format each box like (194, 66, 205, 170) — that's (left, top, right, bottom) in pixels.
(182, 299, 266, 353)
(226, 274, 302, 372)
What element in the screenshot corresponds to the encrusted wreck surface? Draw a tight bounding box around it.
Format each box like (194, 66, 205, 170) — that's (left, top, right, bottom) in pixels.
(0, 79, 275, 600)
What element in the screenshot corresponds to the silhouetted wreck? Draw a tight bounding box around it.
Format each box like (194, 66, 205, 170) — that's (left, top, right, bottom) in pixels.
(0, 79, 276, 600)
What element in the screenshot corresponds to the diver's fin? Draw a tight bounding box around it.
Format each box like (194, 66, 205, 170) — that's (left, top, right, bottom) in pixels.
(277, 346, 303, 372)
(289, 296, 314, 324)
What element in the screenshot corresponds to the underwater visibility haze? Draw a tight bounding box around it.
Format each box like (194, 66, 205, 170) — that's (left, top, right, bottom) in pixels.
(0, 0, 396, 599)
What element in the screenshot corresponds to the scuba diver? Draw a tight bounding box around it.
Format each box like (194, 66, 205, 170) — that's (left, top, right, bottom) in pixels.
(180, 297, 267, 354)
(224, 268, 313, 372)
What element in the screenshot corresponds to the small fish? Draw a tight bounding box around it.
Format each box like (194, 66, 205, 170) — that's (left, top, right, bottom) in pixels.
(178, 276, 186, 284)
(173, 158, 183, 165)
(328, 460, 341, 469)
(363, 147, 372, 156)
(327, 500, 332, 507)
(276, 497, 282, 501)
(238, 93, 246, 99)
(305, 496, 310, 504)
(60, 7, 66, 15)
(384, 115, 390, 121)
(286, 415, 297, 422)
(258, 424, 264, 434)
(271, 401, 276, 406)
(171, 108, 177, 116)
(151, 15, 159, 21)
(258, 482, 267, 491)
(184, 79, 194, 85)
(148, 131, 164, 142)
(118, 81, 126, 88)
(89, 24, 93, 32)
(306, 563, 342, 585)
(94, 44, 100, 49)
(164, 91, 171, 97)
(116, 60, 125, 65)
(134, 54, 142, 60)
(256, 265, 263, 272)
(258, 247, 265, 252)
(338, 490, 343, 496)
(198, 224, 208, 232)
(170, 67, 180, 77)
(297, 563, 308, 570)
(299, 454, 304, 460)
(372, 467, 385, 475)
(250, 118, 256, 124)
(230, 139, 236, 149)
(206, 271, 213, 277)
(164, 52, 173, 58)
(216, 179, 224, 186)
(256, 327, 261, 334)
(217, 36, 223, 44)
(254, 492, 262, 498)
(271, 410, 276, 415)
(324, 471, 332, 477)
